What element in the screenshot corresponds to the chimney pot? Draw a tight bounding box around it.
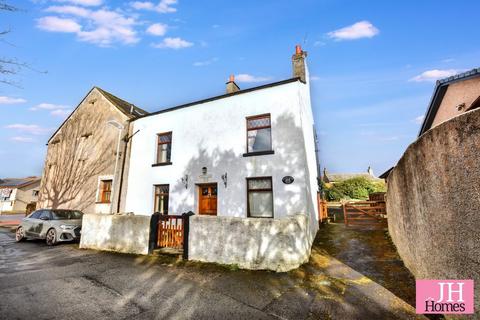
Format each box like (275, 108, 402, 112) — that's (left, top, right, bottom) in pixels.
(295, 45, 302, 55)
(226, 74, 240, 94)
(292, 45, 308, 82)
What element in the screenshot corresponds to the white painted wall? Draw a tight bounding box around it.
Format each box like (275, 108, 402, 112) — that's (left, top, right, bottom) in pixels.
(189, 214, 312, 272)
(80, 213, 151, 255)
(125, 79, 319, 223)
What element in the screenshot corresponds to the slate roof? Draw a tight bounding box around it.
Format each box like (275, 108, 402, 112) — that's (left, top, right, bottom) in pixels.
(419, 67, 480, 136)
(324, 173, 380, 183)
(134, 77, 302, 120)
(95, 87, 148, 118)
(47, 87, 149, 144)
(0, 177, 40, 188)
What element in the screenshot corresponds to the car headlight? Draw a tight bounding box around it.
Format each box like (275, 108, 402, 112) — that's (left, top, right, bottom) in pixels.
(60, 225, 75, 230)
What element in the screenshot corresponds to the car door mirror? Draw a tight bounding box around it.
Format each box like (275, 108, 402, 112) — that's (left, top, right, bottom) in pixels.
(40, 216, 50, 221)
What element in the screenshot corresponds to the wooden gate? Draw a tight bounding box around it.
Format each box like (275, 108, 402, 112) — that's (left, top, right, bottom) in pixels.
(343, 201, 387, 227)
(317, 193, 328, 223)
(157, 215, 184, 249)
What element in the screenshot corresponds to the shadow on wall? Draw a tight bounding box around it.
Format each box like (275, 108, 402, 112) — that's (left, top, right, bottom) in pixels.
(166, 112, 318, 271)
(188, 215, 312, 272)
(169, 112, 314, 217)
(386, 108, 480, 315)
(38, 105, 118, 213)
(80, 214, 151, 255)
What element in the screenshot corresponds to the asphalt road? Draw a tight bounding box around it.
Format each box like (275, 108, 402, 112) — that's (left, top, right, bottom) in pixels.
(0, 228, 421, 320)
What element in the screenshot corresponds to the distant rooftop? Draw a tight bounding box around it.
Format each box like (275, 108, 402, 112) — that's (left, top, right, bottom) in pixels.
(322, 167, 383, 183)
(0, 177, 41, 188)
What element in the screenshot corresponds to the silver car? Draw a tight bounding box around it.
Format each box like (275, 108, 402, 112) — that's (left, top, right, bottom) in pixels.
(15, 209, 83, 246)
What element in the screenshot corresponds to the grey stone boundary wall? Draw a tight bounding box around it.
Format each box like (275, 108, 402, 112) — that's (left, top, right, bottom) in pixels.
(387, 108, 480, 316)
(188, 214, 314, 272)
(80, 213, 151, 255)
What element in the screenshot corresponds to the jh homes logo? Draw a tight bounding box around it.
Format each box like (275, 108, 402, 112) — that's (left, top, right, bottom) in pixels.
(416, 280, 474, 314)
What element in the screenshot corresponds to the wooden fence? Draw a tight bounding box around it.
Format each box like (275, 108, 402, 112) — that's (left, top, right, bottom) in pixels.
(317, 193, 328, 223)
(343, 201, 387, 227)
(157, 215, 185, 249)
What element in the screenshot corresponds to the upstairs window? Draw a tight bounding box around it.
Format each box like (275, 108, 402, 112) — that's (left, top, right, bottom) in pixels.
(98, 180, 112, 203)
(246, 114, 272, 153)
(156, 132, 172, 164)
(154, 184, 169, 214)
(247, 177, 273, 218)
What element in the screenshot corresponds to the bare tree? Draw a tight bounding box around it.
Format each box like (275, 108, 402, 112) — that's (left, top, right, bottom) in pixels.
(0, 1, 44, 87)
(39, 108, 118, 212)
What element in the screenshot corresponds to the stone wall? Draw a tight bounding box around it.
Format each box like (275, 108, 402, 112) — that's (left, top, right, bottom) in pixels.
(37, 88, 130, 214)
(387, 108, 480, 315)
(80, 213, 151, 255)
(188, 214, 314, 272)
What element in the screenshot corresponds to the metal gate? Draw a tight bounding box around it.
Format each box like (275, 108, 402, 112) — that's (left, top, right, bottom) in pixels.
(343, 201, 387, 227)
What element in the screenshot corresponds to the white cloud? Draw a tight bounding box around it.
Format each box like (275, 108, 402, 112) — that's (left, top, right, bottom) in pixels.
(46, 5, 90, 17)
(131, 0, 178, 13)
(413, 115, 425, 124)
(50, 109, 72, 117)
(193, 57, 218, 67)
(378, 136, 399, 142)
(146, 23, 167, 36)
(409, 69, 460, 82)
(54, 0, 103, 6)
(29, 103, 72, 117)
(327, 21, 379, 41)
(10, 136, 35, 143)
(313, 40, 325, 47)
(0, 96, 26, 104)
(310, 75, 320, 81)
(38, 7, 139, 46)
(152, 37, 193, 49)
(30, 103, 71, 111)
(235, 74, 272, 83)
(5, 124, 52, 135)
(37, 16, 82, 33)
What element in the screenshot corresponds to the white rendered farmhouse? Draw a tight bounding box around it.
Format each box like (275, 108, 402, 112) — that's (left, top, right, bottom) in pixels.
(121, 46, 321, 270)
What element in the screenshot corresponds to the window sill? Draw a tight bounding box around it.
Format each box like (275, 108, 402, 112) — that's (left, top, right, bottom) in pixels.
(247, 215, 274, 219)
(152, 162, 173, 167)
(243, 150, 275, 157)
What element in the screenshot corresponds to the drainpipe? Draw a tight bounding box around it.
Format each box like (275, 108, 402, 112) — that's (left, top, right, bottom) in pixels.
(107, 120, 125, 214)
(116, 128, 140, 213)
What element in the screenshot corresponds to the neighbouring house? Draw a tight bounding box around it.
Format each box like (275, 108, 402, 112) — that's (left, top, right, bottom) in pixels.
(386, 68, 480, 314)
(419, 67, 480, 136)
(381, 68, 480, 181)
(80, 45, 320, 271)
(322, 166, 382, 184)
(37, 87, 148, 214)
(0, 177, 40, 214)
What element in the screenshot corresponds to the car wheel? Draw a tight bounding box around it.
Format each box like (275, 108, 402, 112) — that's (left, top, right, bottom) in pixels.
(15, 226, 25, 242)
(46, 228, 57, 246)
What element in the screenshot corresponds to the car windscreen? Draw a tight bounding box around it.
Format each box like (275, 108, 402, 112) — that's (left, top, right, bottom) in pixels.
(51, 210, 83, 220)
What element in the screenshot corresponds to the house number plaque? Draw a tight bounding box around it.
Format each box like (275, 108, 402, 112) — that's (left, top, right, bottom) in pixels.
(282, 176, 294, 184)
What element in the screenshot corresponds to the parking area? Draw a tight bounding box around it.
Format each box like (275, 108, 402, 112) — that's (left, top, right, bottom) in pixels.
(0, 224, 422, 320)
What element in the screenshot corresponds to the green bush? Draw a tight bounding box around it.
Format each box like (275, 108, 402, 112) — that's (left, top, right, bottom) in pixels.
(322, 177, 386, 201)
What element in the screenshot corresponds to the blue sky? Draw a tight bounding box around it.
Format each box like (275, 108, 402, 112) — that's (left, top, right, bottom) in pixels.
(0, 0, 479, 178)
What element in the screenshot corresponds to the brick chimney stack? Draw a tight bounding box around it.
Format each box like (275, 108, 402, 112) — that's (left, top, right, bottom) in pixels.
(226, 74, 240, 94)
(292, 45, 308, 83)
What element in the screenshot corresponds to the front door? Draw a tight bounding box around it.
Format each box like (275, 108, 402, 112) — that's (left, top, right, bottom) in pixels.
(198, 184, 217, 215)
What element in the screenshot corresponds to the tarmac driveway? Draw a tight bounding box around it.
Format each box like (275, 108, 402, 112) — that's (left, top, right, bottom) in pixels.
(0, 228, 423, 320)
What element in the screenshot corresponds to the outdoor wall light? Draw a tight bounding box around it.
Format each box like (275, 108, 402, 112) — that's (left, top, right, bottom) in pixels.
(202, 167, 207, 175)
(221, 172, 228, 188)
(181, 175, 188, 189)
